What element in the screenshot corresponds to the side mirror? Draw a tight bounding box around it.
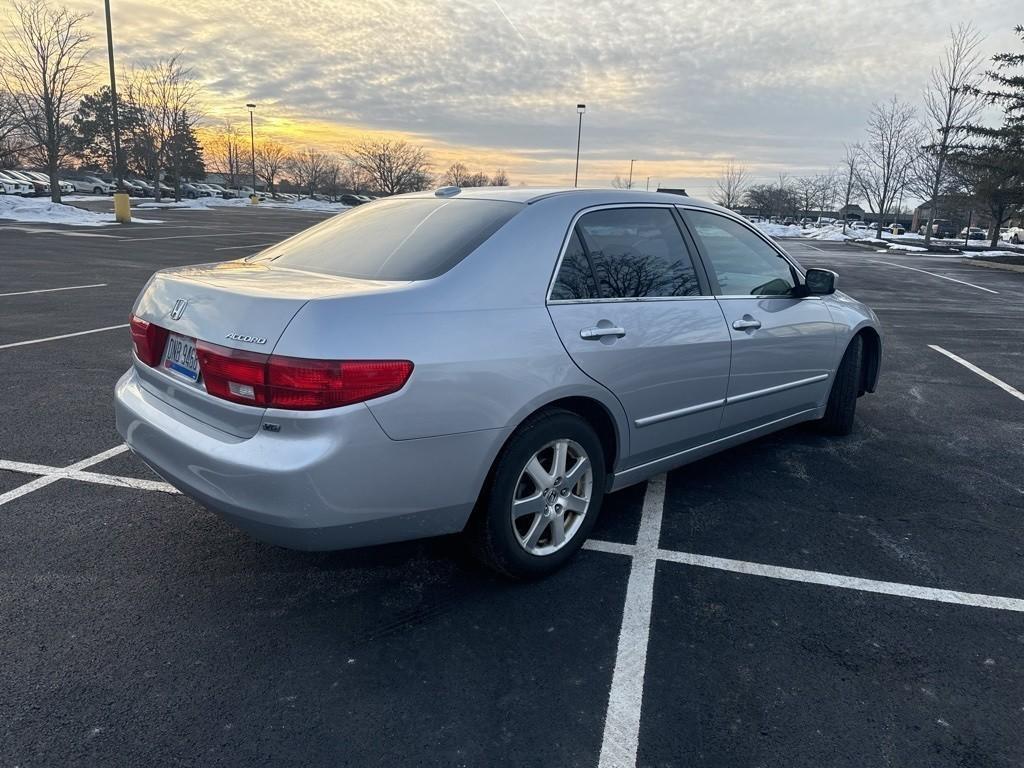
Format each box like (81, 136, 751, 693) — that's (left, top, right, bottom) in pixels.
(803, 268, 837, 296)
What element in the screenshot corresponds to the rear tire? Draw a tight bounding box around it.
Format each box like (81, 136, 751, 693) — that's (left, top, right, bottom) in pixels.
(467, 409, 606, 579)
(818, 335, 863, 436)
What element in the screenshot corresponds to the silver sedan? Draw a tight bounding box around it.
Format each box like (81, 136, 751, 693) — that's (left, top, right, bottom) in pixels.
(115, 188, 882, 578)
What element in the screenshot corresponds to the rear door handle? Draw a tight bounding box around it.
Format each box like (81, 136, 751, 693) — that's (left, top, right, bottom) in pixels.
(732, 318, 762, 331)
(580, 326, 626, 340)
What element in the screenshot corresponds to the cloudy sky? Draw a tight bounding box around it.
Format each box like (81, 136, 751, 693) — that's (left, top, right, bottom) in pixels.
(63, 0, 1019, 196)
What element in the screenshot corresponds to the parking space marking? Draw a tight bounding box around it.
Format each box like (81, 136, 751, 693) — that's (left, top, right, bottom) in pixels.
(0, 457, 178, 494)
(928, 344, 1024, 403)
(656, 550, 1024, 612)
(872, 260, 998, 294)
(0, 324, 128, 350)
(215, 242, 274, 251)
(0, 283, 107, 297)
(0, 445, 128, 507)
(597, 474, 665, 768)
(119, 231, 288, 242)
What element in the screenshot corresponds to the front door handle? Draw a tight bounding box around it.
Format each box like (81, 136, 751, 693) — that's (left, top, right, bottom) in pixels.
(580, 325, 626, 340)
(732, 317, 762, 331)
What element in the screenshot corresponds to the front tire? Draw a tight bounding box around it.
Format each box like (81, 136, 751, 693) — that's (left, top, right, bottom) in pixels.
(468, 409, 606, 579)
(818, 335, 863, 436)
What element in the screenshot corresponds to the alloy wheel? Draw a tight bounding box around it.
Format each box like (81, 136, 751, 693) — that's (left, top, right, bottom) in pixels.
(511, 439, 593, 556)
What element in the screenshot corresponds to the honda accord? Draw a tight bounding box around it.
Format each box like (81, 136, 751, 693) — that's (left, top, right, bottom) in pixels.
(115, 187, 882, 577)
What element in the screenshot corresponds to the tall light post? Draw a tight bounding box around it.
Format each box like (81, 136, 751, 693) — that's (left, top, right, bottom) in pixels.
(574, 104, 585, 188)
(103, 0, 129, 222)
(246, 103, 257, 199)
(628, 158, 636, 190)
(646, 176, 651, 191)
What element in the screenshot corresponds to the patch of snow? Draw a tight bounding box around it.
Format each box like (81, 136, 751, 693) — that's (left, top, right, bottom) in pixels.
(135, 196, 351, 213)
(887, 244, 928, 252)
(0, 196, 161, 226)
(754, 222, 803, 237)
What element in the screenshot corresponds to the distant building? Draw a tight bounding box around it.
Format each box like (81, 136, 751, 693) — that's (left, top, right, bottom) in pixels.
(837, 203, 865, 221)
(656, 187, 687, 196)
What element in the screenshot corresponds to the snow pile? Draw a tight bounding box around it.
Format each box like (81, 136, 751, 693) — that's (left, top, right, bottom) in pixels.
(805, 227, 855, 241)
(136, 196, 351, 213)
(0, 196, 161, 226)
(887, 243, 928, 252)
(754, 222, 804, 237)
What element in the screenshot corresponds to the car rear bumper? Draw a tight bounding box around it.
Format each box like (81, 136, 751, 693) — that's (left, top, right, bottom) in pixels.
(114, 368, 507, 550)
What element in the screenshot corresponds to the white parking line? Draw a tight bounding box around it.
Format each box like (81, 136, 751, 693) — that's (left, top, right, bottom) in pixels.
(0, 283, 107, 298)
(0, 458, 178, 494)
(597, 475, 665, 768)
(0, 445, 129, 507)
(214, 242, 274, 251)
(928, 344, 1024, 403)
(872, 260, 998, 294)
(0, 323, 128, 350)
(119, 231, 286, 242)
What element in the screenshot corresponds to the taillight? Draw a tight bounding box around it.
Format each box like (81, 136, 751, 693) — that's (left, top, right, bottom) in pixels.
(129, 314, 169, 366)
(195, 340, 412, 410)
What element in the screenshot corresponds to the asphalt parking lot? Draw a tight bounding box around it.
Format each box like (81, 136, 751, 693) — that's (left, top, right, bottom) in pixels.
(2, 207, 1023, 767)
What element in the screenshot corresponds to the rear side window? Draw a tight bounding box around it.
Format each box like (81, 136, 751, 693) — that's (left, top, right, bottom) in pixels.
(575, 207, 701, 299)
(550, 232, 599, 300)
(261, 198, 523, 280)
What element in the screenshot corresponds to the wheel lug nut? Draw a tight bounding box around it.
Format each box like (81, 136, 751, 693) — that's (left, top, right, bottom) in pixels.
(560, 488, 569, 496)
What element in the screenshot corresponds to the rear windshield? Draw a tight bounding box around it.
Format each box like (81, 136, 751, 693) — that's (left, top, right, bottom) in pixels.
(257, 197, 523, 280)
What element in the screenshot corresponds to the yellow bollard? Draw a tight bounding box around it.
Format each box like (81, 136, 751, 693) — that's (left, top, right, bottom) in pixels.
(113, 192, 131, 224)
(249, 194, 259, 205)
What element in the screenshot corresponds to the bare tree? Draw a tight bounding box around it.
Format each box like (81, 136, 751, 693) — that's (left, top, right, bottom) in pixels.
(255, 140, 289, 196)
(712, 160, 749, 209)
(345, 138, 431, 196)
(0, 0, 92, 202)
(442, 161, 471, 186)
(491, 168, 509, 186)
(916, 24, 986, 244)
(839, 144, 860, 233)
(610, 175, 628, 189)
(794, 176, 818, 218)
(290, 147, 327, 198)
(126, 54, 201, 201)
(856, 98, 920, 239)
(204, 121, 245, 190)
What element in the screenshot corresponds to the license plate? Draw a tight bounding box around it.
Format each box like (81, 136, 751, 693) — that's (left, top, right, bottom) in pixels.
(161, 333, 200, 382)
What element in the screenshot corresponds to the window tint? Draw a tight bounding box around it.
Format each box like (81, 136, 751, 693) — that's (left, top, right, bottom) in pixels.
(575, 208, 701, 298)
(260, 198, 522, 280)
(551, 231, 599, 300)
(685, 211, 796, 296)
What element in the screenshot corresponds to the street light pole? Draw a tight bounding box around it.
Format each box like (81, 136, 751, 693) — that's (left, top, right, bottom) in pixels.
(103, 0, 129, 222)
(628, 159, 636, 190)
(646, 176, 651, 191)
(574, 104, 585, 188)
(246, 103, 257, 200)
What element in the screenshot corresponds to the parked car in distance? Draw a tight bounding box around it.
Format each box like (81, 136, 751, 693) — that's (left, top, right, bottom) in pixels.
(960, 227, 986, 241)
(339, 194, 365, 206)
(23, 170, 73, 195)
(65, 174, 116, 194)
(919, 218, 957, 238)
(0, 170, 33, 196)
(181, 182, 213, 199)
(887, 223, 906, 235)
(116, 188, 882, 578)
(1006, 227, 1023, 245)
(202, 183, 231, 198)
(5, 169, 48, 196)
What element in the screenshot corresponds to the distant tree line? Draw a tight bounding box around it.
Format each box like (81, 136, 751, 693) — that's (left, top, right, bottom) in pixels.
(711, 23, 1024, 245)
(0, 0, 511, 204)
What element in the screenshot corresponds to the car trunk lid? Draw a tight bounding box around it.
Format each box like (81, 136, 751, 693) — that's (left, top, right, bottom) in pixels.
(132, 260, 400, 437)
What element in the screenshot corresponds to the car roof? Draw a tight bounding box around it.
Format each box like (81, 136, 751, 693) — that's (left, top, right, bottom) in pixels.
(397, 186, 728, 212)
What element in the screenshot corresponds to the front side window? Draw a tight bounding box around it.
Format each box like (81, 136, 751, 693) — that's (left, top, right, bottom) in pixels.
(574, 208, 701, 299)
(685, 211, 797, 296)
